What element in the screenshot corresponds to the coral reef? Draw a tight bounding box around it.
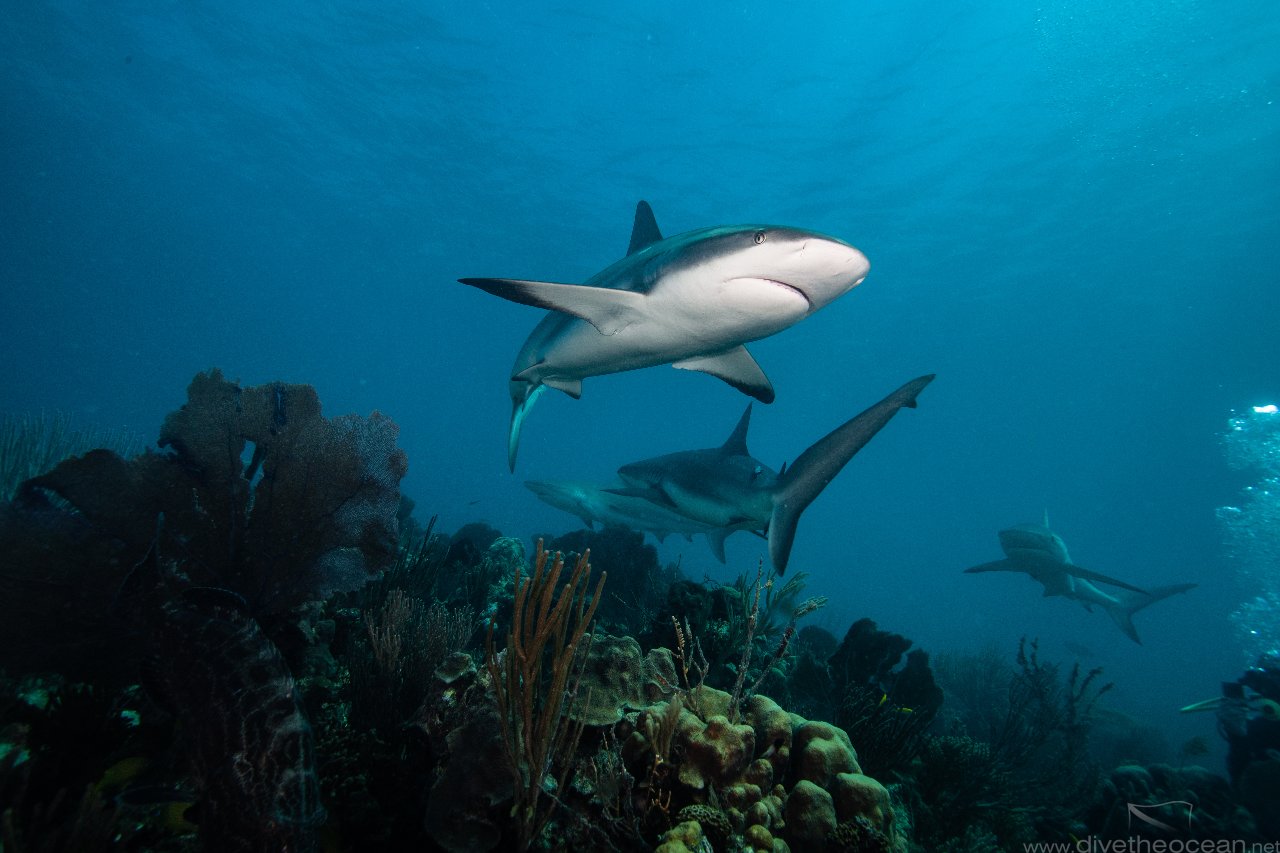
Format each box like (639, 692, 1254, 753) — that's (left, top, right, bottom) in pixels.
(1086, 763, 1262, 841)
(0, 369, 409, 688)
(485, 541, 606, 850)
(139, 582, 325, 852)
(544, 525, 680, 637)
(623, 684, 904, 853)
(908, 639, 1112, 849)
(569, 633, 677, 726)
(0, 411, 138, 502)
(6, 369, 1276, 853)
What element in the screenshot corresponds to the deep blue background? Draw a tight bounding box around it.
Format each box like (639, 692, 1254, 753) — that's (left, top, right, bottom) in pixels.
(3, 0, 1278, 752)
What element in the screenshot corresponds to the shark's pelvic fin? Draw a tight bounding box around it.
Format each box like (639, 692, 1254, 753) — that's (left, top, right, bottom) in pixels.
(459, 278, 644, 336)
(627, 200, 664, 256)
(767, 374, 935, 574)
(507, 384, 546, 472)
(542, 376, 583, 399)
(673, 347, 775, 403)
(706, 529, 730, 564)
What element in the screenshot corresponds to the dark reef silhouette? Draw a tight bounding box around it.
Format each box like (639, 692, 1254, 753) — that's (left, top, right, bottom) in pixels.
(0, 371, 1271, 851)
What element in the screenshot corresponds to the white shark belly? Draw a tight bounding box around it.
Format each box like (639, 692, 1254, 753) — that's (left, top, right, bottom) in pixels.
(526, 316, 750, 381)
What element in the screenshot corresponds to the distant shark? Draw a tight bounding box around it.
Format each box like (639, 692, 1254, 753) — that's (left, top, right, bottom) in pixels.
(461, 201, 870, 470)
(524, 479, 726, 551)
(964, 516, 1196, 644)
(608, 375, 934, 574)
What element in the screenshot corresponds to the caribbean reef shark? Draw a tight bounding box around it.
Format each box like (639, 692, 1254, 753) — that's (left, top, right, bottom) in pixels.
(525, 479, 723, 545)
(964, 517, 1196, 644)
(461, 201, 870, 470)
(608, 374, 934, 575)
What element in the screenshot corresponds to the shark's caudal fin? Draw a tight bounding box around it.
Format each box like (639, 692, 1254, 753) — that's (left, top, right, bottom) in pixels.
(767, 374, 935, 574)
(507, 384, 546, 472)
(1105, 583, 1197, 644)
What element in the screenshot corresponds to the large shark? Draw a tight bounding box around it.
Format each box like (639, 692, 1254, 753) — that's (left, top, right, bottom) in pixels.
(461, 201, 870, 470)
(524, 479, 725, 548)
(964, 517, 1196, 644)
(608, 374, 934, 574)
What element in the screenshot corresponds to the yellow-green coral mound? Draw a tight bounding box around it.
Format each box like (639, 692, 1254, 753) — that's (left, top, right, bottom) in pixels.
(628, 684, 903, 852)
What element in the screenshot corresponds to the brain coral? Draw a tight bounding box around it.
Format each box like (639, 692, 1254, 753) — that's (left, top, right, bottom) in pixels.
(568, 633, 678, 725)
(628, 684, 900, 852)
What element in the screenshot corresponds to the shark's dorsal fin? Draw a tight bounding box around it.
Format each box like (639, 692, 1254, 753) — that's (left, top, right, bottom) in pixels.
(718, 404, 753, 457)
(627, 201, 663, 256)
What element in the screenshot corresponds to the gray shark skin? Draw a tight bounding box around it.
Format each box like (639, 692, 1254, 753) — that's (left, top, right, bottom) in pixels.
(964, 518, 1196, 644)
(611, 374, 934, 575)
(461, 201, 870, 470)
(524, 479, 728, 556)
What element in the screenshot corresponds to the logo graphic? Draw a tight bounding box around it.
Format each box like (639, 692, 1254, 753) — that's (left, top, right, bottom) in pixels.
(1127, 800, 1194, 834)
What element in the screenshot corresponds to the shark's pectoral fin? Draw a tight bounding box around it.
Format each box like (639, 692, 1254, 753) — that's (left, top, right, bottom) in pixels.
(604, 485, 677, 509)
(963, 560, 1017, 574)
(673, 346, 775, 403)
(459, 278, 644, 336)
(1064, 563, 1149, 595)
(706, 529, 730, 564)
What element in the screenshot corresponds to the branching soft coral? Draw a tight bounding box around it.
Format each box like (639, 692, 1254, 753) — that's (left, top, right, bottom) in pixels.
(0, 369, 408, 680)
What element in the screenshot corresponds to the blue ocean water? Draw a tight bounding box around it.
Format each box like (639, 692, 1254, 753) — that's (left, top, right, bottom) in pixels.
(2, 0, 1277, 761)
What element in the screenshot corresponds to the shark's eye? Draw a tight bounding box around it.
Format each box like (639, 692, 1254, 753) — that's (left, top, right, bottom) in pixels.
(753, 230, 766, 244)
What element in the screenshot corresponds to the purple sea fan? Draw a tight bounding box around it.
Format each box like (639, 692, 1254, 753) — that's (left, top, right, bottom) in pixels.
(13, 369, 409, 619)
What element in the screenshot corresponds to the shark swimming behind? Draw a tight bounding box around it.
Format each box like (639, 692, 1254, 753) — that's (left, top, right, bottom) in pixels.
(461, 201, 870, 470)
(524, 479, 723, 545)
(609, 374, 934, 574)
(964, 516, 1196, 644)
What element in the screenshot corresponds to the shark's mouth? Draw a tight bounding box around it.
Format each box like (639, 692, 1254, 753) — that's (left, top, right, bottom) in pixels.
(762, 279, 812, 310)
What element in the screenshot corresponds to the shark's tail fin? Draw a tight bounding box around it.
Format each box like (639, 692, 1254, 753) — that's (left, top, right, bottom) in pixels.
(767, 374, 934, 574)
(1105, 583, 1197, 644)
(507, 384, 546, 472)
